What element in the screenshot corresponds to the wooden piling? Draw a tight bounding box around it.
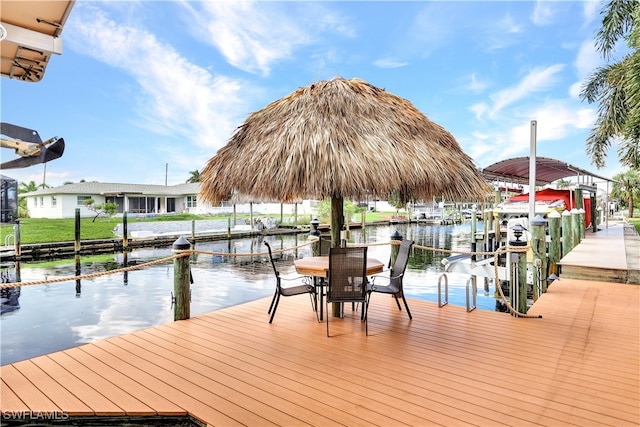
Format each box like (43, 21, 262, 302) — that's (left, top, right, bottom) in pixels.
(571, 208, 581, 246)
(493, 209, 501, 250)
(562, 210, 572, 257)
(122, 212, 128, 250)
(531, 216, 547, 297)
(13, 221, 21, 259)
(74, 208, 81, 254)
(575, 188, 584, 210)
(484, 209, 491, 252)
(470, 209, 477, 261)
(172, 237, 191, 321)
(548, 210, 561, 280)
(390, 232, 402, 267)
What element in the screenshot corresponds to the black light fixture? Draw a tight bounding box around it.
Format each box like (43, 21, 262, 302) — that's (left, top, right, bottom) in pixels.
(310, 218, 320, 236)
(509, 223, 527, 246)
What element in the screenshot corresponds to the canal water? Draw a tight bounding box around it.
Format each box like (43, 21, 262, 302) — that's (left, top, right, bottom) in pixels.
(1, 222, 504, 365)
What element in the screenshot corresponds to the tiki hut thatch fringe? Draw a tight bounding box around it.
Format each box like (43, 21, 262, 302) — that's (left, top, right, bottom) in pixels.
(201, 76, 491, 247)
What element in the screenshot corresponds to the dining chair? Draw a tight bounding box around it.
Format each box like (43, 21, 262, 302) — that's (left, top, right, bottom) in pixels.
(326, 246, 369, 336)
(367, 239, 414, 319)
(264, 241, 317, 323)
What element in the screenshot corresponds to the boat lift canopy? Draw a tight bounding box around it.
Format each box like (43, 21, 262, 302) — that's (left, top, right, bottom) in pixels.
(481, 156, 614, 187)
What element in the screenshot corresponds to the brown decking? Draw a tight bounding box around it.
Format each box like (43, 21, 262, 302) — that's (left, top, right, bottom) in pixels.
(2, 277, 639, 426)
(559, 223, 639, 283)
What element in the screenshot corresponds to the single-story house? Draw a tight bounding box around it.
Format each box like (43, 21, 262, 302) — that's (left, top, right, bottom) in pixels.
(20, 181, 317, 219)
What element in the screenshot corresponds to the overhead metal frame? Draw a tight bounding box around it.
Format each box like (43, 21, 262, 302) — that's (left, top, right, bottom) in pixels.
(481, 156, 614, 186)
(1, 1, 75, 82)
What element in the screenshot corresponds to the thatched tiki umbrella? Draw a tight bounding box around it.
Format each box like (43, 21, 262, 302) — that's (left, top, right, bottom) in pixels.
(200, 77, 490, 247)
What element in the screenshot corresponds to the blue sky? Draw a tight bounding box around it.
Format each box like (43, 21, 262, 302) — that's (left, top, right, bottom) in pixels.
(1, 0, 624, 188)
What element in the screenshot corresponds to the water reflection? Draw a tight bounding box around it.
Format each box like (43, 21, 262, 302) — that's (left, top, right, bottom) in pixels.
(0, 223, 503, 365)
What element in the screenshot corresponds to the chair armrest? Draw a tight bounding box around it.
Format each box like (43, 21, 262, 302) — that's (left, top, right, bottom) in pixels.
(280, 274, 311, 282)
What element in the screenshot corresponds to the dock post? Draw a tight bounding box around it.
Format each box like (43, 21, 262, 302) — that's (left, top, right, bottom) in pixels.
(74, 208, 81, 254)
(547, 211, 561, 282)
(13, 221, 21, 259)
(575, 188, 584, 210)
(508, 224, 528, 314)
(562, 210, 572, 257)
(172, 236, 192, 321)
(571, 208, 581, 246)
(122, 212, 128, 251)
(470, 209, 477, 261)
(390, 230, 402, 268)
(493, 209, 501, 250)
(310, 218, 321, 256)
(531, 215, 547, 298)
(579, 208, 586, 239)
(484, 209, 492, 252)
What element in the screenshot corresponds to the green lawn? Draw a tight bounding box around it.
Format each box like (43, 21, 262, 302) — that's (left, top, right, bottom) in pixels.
(0, 211, 399, 245)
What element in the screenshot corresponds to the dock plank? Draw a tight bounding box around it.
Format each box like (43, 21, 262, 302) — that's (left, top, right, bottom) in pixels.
(27, 354, 123, 416)
(0, 365, 60, 412)
(12, 358, 94, 416)
(0, 378, 28, 412)
(102, 335, 277, 426)
(90, 340, 242, 427)
(75, 345, 187, 416)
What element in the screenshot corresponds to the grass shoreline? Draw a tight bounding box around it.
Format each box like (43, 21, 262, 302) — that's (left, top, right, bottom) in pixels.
(0, 212, 398, 245)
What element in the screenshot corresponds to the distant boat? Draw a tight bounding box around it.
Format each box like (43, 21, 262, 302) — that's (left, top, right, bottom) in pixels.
(494, 188, 592, 226)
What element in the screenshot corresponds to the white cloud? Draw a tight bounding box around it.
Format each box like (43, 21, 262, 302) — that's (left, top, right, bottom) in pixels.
(177, 1, 357, 77)
(460, 73, 490, 94)
(574, 39, 601, 79)
(531, 0, 557, 26)
(373, 58, 408, 69)
(484, 13, 523, 50)
(182, 1, 312, 76)
(582, 0, 600, 26)
(469, 102, 489, 121)
(464, 98, 597, 168)
(486, 64, 565, 118)
(66, 3, 250, 158)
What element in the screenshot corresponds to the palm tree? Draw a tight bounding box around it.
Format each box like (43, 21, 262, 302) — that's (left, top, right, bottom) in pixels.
(18, 180, 38, 194)
(611, 169, 640, 218)
(555, 178, 572, 189)
(186, 169, 201, 183)
(580, 0, 640, 170)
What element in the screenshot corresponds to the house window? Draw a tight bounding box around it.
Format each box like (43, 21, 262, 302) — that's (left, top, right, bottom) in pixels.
(77, 195, 92, 206)
(187, 195, 197, 208)
(51, 196, 57, 207)
(40, 196, 44, 207)
(34, 197, 38, 207)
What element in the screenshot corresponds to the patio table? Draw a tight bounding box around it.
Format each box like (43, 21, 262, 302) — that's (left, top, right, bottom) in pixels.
(294, 256, 384, 320)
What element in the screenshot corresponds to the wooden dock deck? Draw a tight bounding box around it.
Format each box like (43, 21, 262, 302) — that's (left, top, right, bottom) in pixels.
(559, 223, 639, 283)
(2, 276, 638, 426)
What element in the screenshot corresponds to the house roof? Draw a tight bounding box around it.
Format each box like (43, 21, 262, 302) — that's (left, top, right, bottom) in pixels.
(480, 156, 614, 186)
(1, 1, 75, 82)
(21, 181, 200, 197)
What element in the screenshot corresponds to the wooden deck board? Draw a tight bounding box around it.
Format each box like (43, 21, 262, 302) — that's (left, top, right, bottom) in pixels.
(11, 358, 94, 416)
(0, 378, 28, 412)
(559, 224, 633, 282)
(2, 278, 638, 426)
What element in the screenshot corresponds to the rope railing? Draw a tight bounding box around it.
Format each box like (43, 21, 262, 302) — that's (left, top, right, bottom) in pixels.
(0, 238, 318, 289)
(0, 252, 189, 289)
(0, 236, 543, 319)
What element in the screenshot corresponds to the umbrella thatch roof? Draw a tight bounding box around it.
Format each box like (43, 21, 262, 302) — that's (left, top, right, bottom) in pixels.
(200, 77, 490, 205)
